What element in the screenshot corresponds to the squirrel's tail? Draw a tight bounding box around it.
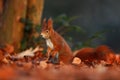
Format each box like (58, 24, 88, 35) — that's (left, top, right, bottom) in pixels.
(73, 45, 116, 64)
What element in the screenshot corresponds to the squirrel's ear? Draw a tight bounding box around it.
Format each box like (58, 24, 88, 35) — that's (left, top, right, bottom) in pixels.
(43, 18, 46, 23)
(48, 18, 53, 29)
(42, 18, 47, 28)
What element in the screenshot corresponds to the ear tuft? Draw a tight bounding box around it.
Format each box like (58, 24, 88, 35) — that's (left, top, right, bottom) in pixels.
(43, 18, 46, 22)
(42, 18, 47, 27)
(48, 18, 53, 28)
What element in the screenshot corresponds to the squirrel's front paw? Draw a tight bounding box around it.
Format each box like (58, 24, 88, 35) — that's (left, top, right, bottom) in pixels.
(47, 55, 60, 64)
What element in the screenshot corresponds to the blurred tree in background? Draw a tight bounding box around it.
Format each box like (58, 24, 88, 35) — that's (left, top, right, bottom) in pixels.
(0, 0, 44, 52)
(0, 0, 27, 51)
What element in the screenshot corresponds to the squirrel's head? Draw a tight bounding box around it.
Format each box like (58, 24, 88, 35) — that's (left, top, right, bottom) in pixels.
(40, 18, 53, 39)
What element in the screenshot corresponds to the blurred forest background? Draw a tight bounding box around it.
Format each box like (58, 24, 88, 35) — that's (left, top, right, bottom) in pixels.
(0, 0, 120, 52)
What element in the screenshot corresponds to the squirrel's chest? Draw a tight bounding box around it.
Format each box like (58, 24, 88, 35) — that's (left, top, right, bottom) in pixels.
(46, 39, 54, 49)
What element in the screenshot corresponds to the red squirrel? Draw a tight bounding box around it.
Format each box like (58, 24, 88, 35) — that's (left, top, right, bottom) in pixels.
(41, 18, 116, 65)
(40, 18, 73, 64)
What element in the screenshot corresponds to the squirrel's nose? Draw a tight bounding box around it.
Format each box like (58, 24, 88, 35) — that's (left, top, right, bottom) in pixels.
(40, 32, 44, 38)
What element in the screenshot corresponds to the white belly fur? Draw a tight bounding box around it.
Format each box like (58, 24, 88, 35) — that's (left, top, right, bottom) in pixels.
(46, 39, 54, 49)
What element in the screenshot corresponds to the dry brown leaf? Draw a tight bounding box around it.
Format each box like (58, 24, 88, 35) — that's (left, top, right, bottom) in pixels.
(3, 44, 14, 54)
(39, 61, 48, 69)
(17, 48, 34, 58)
(0, 50, 4, 61)
(2, 58, 9, 64)
(72, 57, 81, 65)
(16, 46, 43, 59)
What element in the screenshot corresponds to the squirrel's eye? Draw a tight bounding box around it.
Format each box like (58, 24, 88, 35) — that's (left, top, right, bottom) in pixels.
(46, 30, 49, 33)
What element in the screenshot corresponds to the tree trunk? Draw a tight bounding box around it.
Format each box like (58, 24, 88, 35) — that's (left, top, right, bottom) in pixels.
(0, 0, 44, 51)
(0, 0, 3, 27)
(0, 0, 27, 51)
(27, 0, 44, 25)
(27, 0, 44, 37)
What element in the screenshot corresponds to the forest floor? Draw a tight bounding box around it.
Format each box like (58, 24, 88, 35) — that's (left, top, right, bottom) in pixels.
(0, 44, 120, 80)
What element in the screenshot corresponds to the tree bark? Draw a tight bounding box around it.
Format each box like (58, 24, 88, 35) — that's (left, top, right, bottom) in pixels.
(0, 0, 3, 27)
(0, 0, 44, 51)
(0, 0, 27, 51)
(27, 0, 44, 37)
(27, 0, 44, 25)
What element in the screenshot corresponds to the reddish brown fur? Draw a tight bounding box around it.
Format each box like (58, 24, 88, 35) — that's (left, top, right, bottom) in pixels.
(49, 31, 73, 63)
(74, 45, 116, 64)
(41, 18, 73, 64)
(95, 45, 115, 64)
(74, 47, 95, 62)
